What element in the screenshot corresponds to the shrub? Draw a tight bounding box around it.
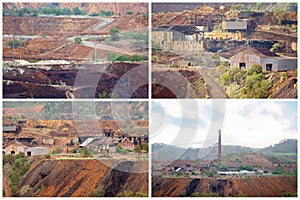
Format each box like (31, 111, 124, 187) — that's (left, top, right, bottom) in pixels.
(74, 37, 82, 44)
(131, 54, 143, 62)
(115, 55, 130, 62)
(110, 28, 119, 41)
(107, 52, 117, 61)
(7, 39, 21, 48)
(44, 154, 51, 159)
(91, 184, 105, 197)
(247, 64, 262, 76)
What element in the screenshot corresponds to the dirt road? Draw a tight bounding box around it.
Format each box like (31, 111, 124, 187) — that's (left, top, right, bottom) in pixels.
(83, 41, 138, 56)
(198, 67, 228, 98)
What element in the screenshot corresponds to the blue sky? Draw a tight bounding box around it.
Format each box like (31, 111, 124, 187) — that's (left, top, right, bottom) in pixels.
(150, 100, 297, 148)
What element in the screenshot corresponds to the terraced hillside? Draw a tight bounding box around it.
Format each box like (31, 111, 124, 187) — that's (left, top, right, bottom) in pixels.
(3, 159, 148, 197)
(152, 176, 297, 197)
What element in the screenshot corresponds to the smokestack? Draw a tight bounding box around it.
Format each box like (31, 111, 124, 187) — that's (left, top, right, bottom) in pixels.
(218, 130, 222, 161)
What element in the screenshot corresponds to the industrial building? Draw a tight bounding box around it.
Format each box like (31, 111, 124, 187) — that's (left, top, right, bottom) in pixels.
(230, 47, 297, 71)
(4, 140, 50, 156)
(222, 18, 257, 32)
(152, 25, 204, 54)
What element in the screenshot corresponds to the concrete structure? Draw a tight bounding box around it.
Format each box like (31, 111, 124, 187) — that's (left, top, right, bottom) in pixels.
(3, 125, 22, 133)
(118, 140, 135, 151)
(26, 147, 50, 156)
(230, 47, 297, 71)
(204, 32, 242, 40)
(4, 141, 49, 156)
(222, 19, 256, 32)
(152, 25, 204, 54)
(218, 130, 222, 161)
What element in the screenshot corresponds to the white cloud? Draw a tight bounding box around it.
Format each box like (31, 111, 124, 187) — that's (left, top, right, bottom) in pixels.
(151, 100, 297, 149)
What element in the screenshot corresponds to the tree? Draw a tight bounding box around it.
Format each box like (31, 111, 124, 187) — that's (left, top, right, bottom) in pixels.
(134, 145, 142, 154)
(110, 28, 119, 41)
(7, 39, 21, 48)
(73, 7, 84, 15)
(74, 37, 82, 44)
(256, 3, 263, 11)
(270, 43, 280, 52)
(126, 11, 133, 15)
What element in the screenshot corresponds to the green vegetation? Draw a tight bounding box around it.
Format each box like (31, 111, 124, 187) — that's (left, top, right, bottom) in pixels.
(134, 145, 142, 154)
(110, 28, 119, 41)
(131, 54, 143, 62)
(91, 184, 105, 197)
(279, 190, 297, 197)
(72, 7, 85, 15)
(220, 64, 272, 98)
(170, 64, 179, 68)
(230, 4, 245, 11)
(81, 147, 92, 158)
(213, 24, 222, 32)
(116, 146, 130, 154)
(116, 190, 147, 197)
(191, 192, 220, 197)
(270, 43, 280, 52)
(53, 146, 63, 154)
(238, 165, 253, 171)
(7, 39, 21, 48)
(44, 154, 51, 159)
(272, 166, 297, 177)
(216, 164, 228, 171)
(142, 143, 149, 153)
(74, 37, 82, 44)
(3, 6, 86, 17)
(126, 11, 133, 15)
(99, 10, 113, 17)
(106, 52, 145, 62)
(3, 153, 31, 196)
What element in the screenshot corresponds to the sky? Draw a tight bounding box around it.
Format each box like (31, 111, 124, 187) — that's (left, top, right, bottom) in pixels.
(150, 100, 297, 149)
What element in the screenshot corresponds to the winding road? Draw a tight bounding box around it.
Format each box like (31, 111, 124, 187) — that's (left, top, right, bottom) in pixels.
(198, 67, 228, 98)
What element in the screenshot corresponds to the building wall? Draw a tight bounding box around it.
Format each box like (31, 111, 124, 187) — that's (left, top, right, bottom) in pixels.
(230, 49, 262, 69)
(152, 31, 173, 51)
(5, 144, 26, 155)
(222, 21, 247, 30)
(204, 32, 242, 40)
(260, 58, 297, 71)
(173, 41, 203, 54)
(231, 50, 297, 71)
(152, 30, 203, 54)
(26, 147, 50, 156)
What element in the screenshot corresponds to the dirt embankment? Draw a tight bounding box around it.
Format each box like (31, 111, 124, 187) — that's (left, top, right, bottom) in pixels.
(3, 38, 94, 61)
(3, 16, 103, 37)
(3, 2, 148, 16)
(152, 176, 297, 197)
(6, 159, 148, 197)
(3, 62, 148, 98)
(152, 66, 209, 98)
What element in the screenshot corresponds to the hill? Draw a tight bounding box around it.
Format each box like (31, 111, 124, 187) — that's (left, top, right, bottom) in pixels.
(152, 139, 297, 160)
(152, 176, 297, 197)
(3, 2, 148, 16)
(3, 158, 148, 197)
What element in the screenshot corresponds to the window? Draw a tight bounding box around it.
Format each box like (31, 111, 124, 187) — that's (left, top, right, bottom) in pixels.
(239, 63, 246, 69)
(27, 151, 32, 156)
(266, 64, 272, 71)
